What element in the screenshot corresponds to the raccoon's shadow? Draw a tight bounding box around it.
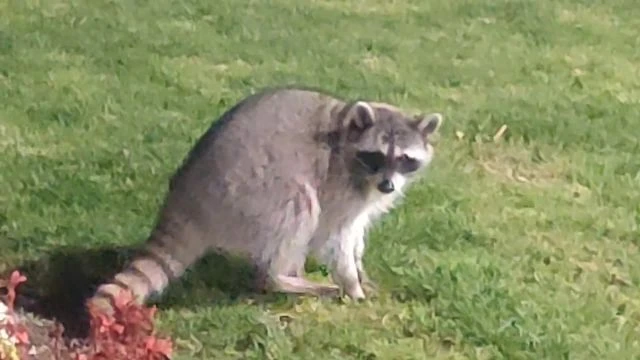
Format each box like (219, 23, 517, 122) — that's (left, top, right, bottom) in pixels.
(9, 244, 282, 339)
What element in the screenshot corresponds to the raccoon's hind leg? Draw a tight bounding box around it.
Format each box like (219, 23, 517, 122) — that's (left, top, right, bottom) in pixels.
(256, 179, 340, 298)
(269, 275, 339, 297)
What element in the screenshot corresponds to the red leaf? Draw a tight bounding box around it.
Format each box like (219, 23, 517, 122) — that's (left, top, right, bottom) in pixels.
(13, 328, 30, 344)
(4, 270, 27, 312)
(113, 290, 135, 312)
(9, 271, 27, 287)
(111, 323, 125, 335)
(144, 337, 173, 357)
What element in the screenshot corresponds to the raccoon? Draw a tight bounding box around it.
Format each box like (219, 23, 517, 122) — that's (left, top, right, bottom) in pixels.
(87, 86, 443, 313)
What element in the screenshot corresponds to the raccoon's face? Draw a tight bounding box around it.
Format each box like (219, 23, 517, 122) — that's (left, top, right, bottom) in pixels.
(340, 101, 443, 195)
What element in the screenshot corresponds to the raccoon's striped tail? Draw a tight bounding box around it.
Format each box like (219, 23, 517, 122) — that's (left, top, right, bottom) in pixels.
(86, 213, 207, 315)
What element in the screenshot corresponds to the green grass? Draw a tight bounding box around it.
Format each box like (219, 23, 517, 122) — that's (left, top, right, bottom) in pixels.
(2, 0, 640, 358)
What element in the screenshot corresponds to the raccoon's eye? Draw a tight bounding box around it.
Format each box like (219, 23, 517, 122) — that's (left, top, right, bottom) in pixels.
(355, 151, 386, 174)
(398, 154, 421, 173)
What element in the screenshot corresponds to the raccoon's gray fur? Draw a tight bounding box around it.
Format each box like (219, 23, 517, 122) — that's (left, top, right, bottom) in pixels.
(87, 86, 443, 313)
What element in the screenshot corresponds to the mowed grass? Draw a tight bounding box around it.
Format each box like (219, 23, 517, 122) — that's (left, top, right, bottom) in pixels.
(2, 0, 640, 358)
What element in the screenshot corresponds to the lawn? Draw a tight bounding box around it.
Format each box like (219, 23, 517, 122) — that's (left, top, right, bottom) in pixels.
(1, 0, 640, 358)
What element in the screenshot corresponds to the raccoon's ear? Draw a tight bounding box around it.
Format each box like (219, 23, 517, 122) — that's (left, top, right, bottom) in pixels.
(415, 113, 443, 139)
(344, 101, 376, 131)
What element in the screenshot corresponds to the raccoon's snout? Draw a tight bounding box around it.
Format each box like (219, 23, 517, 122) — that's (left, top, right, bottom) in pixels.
(377, 179, 395, 194)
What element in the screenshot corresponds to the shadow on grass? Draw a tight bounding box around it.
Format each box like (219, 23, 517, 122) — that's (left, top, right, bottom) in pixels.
(6, 244, 285, 339)
(4, 243, 434, 341)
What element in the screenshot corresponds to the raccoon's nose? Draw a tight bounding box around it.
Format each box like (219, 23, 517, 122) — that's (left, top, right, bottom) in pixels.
(377, 179, 395, 194)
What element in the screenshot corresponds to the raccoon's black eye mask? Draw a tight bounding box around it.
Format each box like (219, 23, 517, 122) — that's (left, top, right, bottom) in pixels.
(397, 154, 421, 174)
(355, 151, 422, 174)
(355, 151, 386, 174)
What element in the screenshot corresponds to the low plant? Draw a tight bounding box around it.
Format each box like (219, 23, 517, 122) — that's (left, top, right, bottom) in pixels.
(0, 270, 173, 360)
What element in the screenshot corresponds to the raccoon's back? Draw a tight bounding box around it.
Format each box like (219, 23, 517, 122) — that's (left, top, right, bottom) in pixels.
(162, 87, 340, 247)
(174, 87, 337, 186)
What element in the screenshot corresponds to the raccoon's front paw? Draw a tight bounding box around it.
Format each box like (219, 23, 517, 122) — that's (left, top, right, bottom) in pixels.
(358, 270, 379, 297)
(332, 273, 366, 301)
(361, 278, 379, 297)
(345, 285, 366, 301)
